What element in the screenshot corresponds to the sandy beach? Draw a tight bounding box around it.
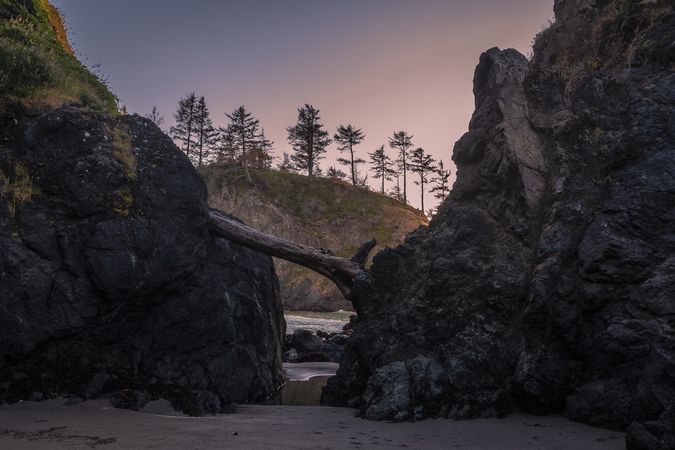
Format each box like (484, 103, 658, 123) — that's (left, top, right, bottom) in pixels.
(0, 399, 624, 449)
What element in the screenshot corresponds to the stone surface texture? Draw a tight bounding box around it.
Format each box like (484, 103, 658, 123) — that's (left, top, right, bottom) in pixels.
(324, 2, 675, 449)
(0, 108, 285, 414)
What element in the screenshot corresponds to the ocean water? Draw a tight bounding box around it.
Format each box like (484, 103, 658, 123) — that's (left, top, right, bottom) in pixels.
(284, 310, 353, 334)
(279, 362, 341, 406)
(279, 312, 351, 406)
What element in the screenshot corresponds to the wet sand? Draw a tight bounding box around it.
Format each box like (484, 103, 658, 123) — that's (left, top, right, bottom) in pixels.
(273, 362, 339, 406)
(0, 399, 625, 449)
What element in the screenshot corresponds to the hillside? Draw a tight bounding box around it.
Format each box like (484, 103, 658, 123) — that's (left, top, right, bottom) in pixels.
(201, 166, 428, 311)
(0, 0, 117, 115)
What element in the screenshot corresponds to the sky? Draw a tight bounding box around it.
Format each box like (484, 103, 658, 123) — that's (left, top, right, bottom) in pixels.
(52, 0, 554, 212)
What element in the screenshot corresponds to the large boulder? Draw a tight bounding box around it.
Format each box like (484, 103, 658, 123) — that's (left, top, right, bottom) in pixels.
(0, 107, 285, 414)
(324, 1, 675, 448)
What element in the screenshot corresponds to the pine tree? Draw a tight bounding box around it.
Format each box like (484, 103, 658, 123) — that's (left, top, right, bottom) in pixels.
(334, 124, 365, 186)
(170, 93, 197, 160)
(214, 127, 237, 165)
(369, 145, 396, 194)
(286, 104, 332, 182)
(253, 128, 274, 170)
(225, 105, 260, 183)
(389, 179, 403, 202)
(355, 172, 369, 189)
(410, 147, 437, 213)
(192, 96, 217, 167)
(327, 166, 347, 180)
(146, 106, 164, 128)
(388, 131, 413, 203)
(278, 152, 294, 172)
(430, 160, 452, 203)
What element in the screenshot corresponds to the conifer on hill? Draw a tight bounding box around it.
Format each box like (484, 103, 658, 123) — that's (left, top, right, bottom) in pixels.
(278, 152, 294, 172)
(215, 127, 237, 165)
(170, 92, 197, 160)
(286, 104, 332, 182)
(253, 128, 274, 170)
(327, 166, 348, 180)
(193, 96, 217, 167)
(388, 131, 414, 203)
(410, 147, 437, 213)
(225, 105, 260, 183)
(430, 160, 452, 202)
(334, 124, 365, 186)
(369, 145, 396, 194)
(146, 106, 164, 128)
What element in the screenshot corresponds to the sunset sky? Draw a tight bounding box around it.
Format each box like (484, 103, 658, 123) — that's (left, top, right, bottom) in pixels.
(53, 0, 554, 211)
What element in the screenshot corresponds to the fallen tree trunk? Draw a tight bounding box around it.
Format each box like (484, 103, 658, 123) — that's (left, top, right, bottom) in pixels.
(208, 209, 375, 300)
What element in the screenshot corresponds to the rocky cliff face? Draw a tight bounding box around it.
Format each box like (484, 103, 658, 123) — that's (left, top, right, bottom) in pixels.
(202, 167, 427, 311)
(324, 1, 675, 448)
(0, 107, 286, 414)
(1, 1, 285, 414)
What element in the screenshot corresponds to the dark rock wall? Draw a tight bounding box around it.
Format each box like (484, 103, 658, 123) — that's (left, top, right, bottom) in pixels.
(0, 108, 285, 414)
(325, 1, 674, 448)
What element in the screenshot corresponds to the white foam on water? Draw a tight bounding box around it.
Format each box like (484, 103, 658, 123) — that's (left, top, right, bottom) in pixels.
(284, 314, 347, 334)
(283, 362, 339, 381)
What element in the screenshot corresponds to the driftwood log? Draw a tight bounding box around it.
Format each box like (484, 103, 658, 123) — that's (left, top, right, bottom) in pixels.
(208, 209, 375, 300)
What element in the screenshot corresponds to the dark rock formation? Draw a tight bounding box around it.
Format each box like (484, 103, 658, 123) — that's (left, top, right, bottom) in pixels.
(282, 329, 349, 364)
(324, 1, 675, 448)
(288, 330, 325, 355)
(0, 107, 285, 414)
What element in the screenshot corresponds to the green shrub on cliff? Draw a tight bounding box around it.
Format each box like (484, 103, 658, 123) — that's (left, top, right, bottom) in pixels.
(0, 162, 39, 217)
(0, 0, 117, 113)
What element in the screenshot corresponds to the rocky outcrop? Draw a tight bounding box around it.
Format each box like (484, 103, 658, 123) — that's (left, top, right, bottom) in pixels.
(283, 328, 351, 364)
(0, 107, 285, 414)
(324, 1, 675, 448)
(202, 167, 427, 311)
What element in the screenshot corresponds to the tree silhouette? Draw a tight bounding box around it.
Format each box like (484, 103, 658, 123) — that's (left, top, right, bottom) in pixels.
(224, 105, 260, 183)
(430, 160, 452, 203)
(327, 165, 348, 180)
(253, 128, 274, 170)
(170, 93, 197, 160)
(410, 147, 436, 213)
(389, 179, 403, 202)
(334, 124, 365, 186)
(388, 131, 413, 203)
(193, 96, 217, 167)
(355, 172, 369, 189)
(286, 104, 332, 182)
(369, 145, 396, 194)
(278, 152, 294, 172)
(214, 127, 236, 165)
(146, 106, 164, 128)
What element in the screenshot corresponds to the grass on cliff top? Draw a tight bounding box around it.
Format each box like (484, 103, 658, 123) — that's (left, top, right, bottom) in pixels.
(531, 0, 673, 85)
(0, 162, 39, 217)
(200, 165, 427, 252)
(0, 0, 117, 113)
